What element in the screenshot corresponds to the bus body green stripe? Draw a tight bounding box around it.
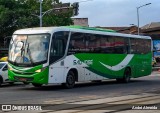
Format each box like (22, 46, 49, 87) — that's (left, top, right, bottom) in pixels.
(74, 53, 152, 78)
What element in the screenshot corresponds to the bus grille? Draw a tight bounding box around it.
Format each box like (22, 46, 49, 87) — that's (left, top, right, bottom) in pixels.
(14, 76, 34, 82)
(13, 70, 34, 75)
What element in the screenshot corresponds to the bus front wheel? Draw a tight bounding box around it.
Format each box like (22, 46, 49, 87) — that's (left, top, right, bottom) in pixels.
(32, 83, 42, 87)
(64, 71, 75, 89)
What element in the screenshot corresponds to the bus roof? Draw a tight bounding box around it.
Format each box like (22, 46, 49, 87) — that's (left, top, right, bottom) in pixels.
(13, 26, 151, 40)
(65, 26, 116, 33)
(13, 26, 115, 34)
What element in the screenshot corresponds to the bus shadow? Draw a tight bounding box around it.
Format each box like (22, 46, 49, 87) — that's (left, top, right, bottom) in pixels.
(19, 79, 149, 91)
(0, 83, 24, 88)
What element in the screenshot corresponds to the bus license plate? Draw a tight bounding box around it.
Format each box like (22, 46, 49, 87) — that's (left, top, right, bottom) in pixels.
(19, 78, 27, 81)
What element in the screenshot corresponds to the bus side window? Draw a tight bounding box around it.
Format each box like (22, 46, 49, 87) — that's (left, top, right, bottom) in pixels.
(51, 39, 64, 56)
(130, 38, 137, 54)
(68, 32, 85, 55)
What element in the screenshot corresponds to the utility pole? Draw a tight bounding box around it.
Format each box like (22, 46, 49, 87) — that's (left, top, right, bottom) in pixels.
(137, 3, 151, 35)
(39, 0, 43, 27)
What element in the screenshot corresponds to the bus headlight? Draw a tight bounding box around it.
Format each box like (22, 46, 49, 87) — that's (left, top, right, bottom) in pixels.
(35, 67, 47, 73)
(35, 69, 41, 73)
(8, 66, 13, 71)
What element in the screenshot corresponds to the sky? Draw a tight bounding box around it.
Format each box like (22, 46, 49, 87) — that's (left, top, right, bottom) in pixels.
(60, 0, 160, 27)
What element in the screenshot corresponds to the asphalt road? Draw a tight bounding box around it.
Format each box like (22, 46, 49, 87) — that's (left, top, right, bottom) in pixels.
(0, 72, 160, 113)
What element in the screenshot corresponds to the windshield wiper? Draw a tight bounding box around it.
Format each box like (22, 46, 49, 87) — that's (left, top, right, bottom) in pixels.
(20, 41, 25, 57)
(26, 43, 34, 65)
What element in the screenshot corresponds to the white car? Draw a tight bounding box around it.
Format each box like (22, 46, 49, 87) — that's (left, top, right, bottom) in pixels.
(0, 62, 14, 86)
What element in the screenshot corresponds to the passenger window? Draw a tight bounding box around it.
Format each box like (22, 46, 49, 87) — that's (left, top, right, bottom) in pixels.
(68, 32, 85, 54)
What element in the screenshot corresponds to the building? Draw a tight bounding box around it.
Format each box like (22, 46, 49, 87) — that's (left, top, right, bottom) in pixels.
(141, 22, 160, 35)
(72, 18, 89, 27)
(95, 26, 138, 34)
(140, 22, 160, 60)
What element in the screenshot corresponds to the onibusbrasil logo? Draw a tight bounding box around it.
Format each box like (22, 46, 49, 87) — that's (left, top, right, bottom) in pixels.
(1, 105, 42, 111)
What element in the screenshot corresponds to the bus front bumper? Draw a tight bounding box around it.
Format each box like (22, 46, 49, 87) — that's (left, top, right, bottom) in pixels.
(8, 67, 49, 84)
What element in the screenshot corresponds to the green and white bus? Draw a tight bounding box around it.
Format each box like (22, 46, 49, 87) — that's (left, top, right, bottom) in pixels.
(8, 26, 152, 88)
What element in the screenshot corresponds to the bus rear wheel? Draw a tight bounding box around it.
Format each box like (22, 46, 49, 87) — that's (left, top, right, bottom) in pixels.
(64, 71, 75, 89)
(32, 83, 42, 87)
(123, 68, 131, 83)
(116, 68, 131, 83)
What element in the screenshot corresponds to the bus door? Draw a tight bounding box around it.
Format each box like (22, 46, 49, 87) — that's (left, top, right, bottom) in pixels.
(49, 31, 69, 83)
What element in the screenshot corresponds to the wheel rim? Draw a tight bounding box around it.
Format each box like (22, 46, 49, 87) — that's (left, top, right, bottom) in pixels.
(125, 69, 131, 82)
(67, 74, 74, 85)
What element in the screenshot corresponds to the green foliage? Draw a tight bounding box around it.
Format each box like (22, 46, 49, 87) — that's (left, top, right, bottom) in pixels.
(0, 0, 73, 42)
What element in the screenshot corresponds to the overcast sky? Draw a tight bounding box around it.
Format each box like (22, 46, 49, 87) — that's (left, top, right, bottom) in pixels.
(60, 0, 160, 27)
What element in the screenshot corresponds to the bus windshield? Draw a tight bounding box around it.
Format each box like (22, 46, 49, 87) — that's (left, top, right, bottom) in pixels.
(8, 34, 50, 66)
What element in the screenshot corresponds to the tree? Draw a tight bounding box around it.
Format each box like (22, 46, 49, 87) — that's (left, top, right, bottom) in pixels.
(0, 0, 73, 46)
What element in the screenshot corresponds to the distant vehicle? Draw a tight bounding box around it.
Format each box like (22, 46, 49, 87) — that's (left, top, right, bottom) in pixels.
(8, 26, 152, 88)
(0, 57, 8, 62)
(0, 62, 14, 86)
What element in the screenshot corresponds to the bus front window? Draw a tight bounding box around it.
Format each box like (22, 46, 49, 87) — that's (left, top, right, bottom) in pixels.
(8, 34, 50, 66)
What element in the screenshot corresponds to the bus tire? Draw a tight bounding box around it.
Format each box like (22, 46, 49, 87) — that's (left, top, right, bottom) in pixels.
(123, 68, 131, 83)
(116, 78, 123, 83)
(9, 82, 14, 85)
(64, 71, 75, 89)
(32, 83, 42, 87)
